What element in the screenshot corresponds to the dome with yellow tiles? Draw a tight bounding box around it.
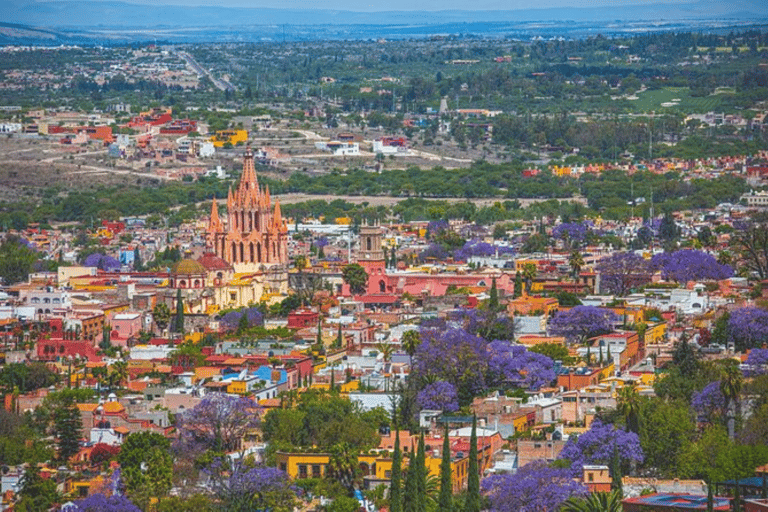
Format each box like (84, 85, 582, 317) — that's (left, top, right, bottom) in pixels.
(171, 258, 207, 276)
(102, 400, 125, 414)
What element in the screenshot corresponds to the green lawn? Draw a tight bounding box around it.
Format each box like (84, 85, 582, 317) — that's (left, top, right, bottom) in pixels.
(630, 87, 727, 113)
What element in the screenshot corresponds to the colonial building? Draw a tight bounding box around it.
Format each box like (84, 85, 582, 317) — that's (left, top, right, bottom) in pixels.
(208, 147, 289, 273)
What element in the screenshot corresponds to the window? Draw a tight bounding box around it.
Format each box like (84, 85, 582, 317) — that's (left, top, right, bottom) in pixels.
(230, 292, 237, 302)
(312, 465, 321, 478)
(279, 463, 287, 472)
(298, 465, 308, 479)
(588, 472, 594, 482)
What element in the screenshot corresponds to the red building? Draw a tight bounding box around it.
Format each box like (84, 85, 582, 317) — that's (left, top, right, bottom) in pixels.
(287, 309, 319, 329)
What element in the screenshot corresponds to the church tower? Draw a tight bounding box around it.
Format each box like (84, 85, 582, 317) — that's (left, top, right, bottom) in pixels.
(208, 148, 289, 274)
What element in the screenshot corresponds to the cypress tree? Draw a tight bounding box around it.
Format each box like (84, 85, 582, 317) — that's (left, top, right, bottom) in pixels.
(489, 277, 499, 312)
(133, 247, 142, 271)
(390, 427, 403, 512)
(464, 416, 480, 512)
(586, 345, 592, 365)
(316, 317, 322, 345)
(403, 456, 417, 512)
(337, 323, 343, 348)
(439, 425, 453, 512)
(707, 479, 714, 512)
(329, 366, 335, 392)
(607, 344, 612, 365)
(416, 431, 427, 511)
(734, 481, 741, 512)
(514, 272, 522, 298)
(611, 443, 623, 494)
(54, 396, 82, 462)
(173, 289, 184, 334)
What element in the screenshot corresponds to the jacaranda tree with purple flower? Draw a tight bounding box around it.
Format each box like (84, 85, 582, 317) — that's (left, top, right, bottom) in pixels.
(220, 307, 265, 332)
(175, 393, 261, 455)
(651, 249, 732, 284)
(691, 381, 726, 423)
(413, 327, 554, 407)
(557, 419, 644, 478)
(206, 458, 296, 512)
(72, 493, 142, 512)
(548, 306, 617, 345)
(744, 348, 768, 377)
(416, 380, 459, 412)
(453, 239, 514, 262)
(728, 307, 768, 351)
(481, 460, 586, 512)
(83, 252, 121, 272)
(552, 221, 594, 250)
(597, 251, 652, 296)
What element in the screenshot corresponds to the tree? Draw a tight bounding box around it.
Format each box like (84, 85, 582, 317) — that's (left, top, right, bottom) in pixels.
(651, 249, 732, 283)
(0, 235, 37, 285)
(596, 251, 651, 296)
(175, 393, 260, 455)
(561, 489, 623, 512)
(401, 329, 421, 360)
(133, 248, 143, 271)
(389, 425, 403, 512)
(415, 432, 428, 512)
(616, 385, 641, 434)
(569, 250, 585, 279)
(728, 307, 768, 351)
(720, 360, 743, 441)
(152, 302, 171, 331)
(72, 493, 142, 512)
(326, 442, 360, 494)
(54, 395, 82, 462)
(173, 289, 185, 334)
(488, 277, 499, 312)
(558, 419, 644, 478)
(514, 272, 523, 298)
(206, 460, 296, 512)
(342, 263, 368, 295)
(417, 381, 459, 412)
(548, 306, 617, 345)
(733, 213, 768, 279)
(118, 431, 173, 502)
(464, 416, 481, 512)
(481, 460, 586, 512)
(439, 426, 453, 512)
(16, 465, 59, 512)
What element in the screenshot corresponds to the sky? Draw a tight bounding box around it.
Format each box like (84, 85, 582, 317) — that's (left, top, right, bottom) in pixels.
(13, 0, 699, 11)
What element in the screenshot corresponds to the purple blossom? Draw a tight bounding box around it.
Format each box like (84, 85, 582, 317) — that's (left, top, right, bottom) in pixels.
(651, 249, 732, 283)
(597, 251, 652, 296)
(427, 220, 450, 239)
(314, 236, 329, 248)
(728, 307, 768, 351)
(552, 221, 593, 248)
(557, 419, 644, 478)
(206, 459, 295, 510)
(419, 243, 448, 261)
(83, 253, 121, 272)
(416, 380, 459, 412)
(220, 306, 265, 331)
(482, 460, 586, 512)
(453, 239, 514, 262)
(174, 393, 261, 454)
(413, 326, 554, 406)
(548, 306, 617, 344)
(744, 349, 768, 377)
(692, 381, 726, 421)
(72, 493, 141, 512)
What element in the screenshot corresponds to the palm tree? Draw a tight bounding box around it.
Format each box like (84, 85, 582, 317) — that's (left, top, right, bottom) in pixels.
(569, 250, 585, 280)
(616, 385, 641, 434)
(720, 360, 743, 441)
(110, 360, 128, 389)
(561, 490, 623, 512)
(522, 262, 537, 295)
(401, 329, 421, 365)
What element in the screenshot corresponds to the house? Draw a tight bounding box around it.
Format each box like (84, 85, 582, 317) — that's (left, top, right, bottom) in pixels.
(582, 465, 612, 493)
(622, 493, 730, 511)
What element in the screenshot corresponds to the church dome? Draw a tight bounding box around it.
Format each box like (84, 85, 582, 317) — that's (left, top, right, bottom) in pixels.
(171, 258, 207, 276)
(198, 252, 233, 271)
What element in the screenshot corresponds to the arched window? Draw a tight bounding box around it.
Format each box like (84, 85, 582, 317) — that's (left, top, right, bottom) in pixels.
(257, 243, 262, 262)
(250, 242, 255, 262)
(379, 280, 386, 293)
(43, 297, 51, 304)
(367, 237, 372, 251)
(179, 280, 187, 288)
(231, 242, 237, 263)
(194, 280, 201, 288)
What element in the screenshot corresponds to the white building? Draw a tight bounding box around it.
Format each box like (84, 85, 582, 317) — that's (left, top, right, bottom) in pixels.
(315, 140, 360, 156)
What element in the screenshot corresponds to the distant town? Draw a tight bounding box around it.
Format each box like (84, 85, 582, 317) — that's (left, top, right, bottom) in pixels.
(1, 22, 768, 512)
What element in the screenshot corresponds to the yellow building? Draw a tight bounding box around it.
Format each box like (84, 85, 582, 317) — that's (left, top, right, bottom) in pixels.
(210, 129, 248, 147)
(275, 450, 470, 494)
